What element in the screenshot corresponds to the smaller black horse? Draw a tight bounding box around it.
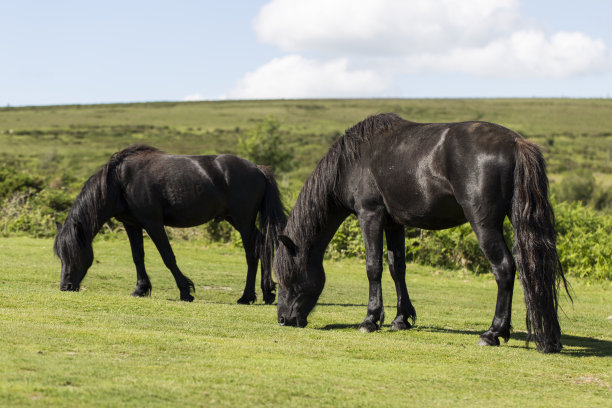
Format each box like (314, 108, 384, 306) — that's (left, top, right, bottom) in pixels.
(54, 144, 286, 303)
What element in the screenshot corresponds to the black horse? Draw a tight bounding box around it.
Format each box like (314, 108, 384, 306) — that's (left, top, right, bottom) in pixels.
(274, 113, 570, 353)
(55, 144, 286, 304)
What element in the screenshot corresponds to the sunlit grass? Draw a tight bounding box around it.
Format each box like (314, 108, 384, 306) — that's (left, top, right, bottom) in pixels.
(1, 237, 610, 407)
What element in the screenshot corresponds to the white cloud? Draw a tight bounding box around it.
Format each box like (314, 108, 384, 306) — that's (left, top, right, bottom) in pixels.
(183, 93, 205, 101)
(404, 30, 610, 78)
(254, 0, 522, 55)
(226, 0, 611, 98)
(225, 55, 390, 99)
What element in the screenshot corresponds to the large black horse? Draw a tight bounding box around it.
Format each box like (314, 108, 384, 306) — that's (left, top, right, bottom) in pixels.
(55, 145, 286, 304)
(274, 113, 570, 353)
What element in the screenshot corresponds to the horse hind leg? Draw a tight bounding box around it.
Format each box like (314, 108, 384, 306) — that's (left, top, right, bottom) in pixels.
(471, 222, 516, 347)
(256, 229, 276, 305)
(145, 223, 195, 302)
(234, 223, 260, 305)
(125, 224, 152, 297)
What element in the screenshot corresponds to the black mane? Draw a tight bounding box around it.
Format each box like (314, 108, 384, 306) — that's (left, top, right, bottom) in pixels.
(277, 113, 403, 284)
(54, 144, 161, 262)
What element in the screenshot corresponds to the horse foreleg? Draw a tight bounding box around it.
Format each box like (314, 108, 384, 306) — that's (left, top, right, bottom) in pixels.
(144, 223, 195, 302)
(236, 226, 259, 305)
(125, 224, 152, 297)
(385, 222, 416, 331)
(358, 209, 385, 332)
(472, 224, 516, 346)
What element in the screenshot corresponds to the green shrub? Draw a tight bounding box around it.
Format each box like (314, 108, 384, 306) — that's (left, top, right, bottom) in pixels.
(552, 169, 612, 210)
(323, 203, 610, 281)
(327, 215, 364, 259)
(554, 201, 611, 281)
(239, 115, 294, 172)
(0, 165, 44, 200)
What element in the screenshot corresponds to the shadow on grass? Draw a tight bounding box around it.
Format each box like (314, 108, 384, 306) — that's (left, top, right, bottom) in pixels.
(317, 323, 611, 357)
(417, 326, 612, 357)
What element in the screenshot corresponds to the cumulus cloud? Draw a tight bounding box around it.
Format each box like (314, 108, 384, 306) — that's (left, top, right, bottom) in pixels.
(226, 0, 611, 98)
(225, 55, 389, 99)
(404, 30, 610, 78)
(254, 0, 521, 55)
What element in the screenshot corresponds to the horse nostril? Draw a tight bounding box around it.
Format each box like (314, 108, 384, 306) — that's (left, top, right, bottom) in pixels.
(279, 316, 286, 326)
(66, 283, 73, 291)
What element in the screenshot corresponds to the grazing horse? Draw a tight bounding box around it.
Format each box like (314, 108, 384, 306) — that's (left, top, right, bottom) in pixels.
(274, 113, 570, 353)
(55, 144, 286, 304)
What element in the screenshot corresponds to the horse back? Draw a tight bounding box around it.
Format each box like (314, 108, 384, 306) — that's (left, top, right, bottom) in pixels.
(361, 121, 518, 229)
(116, 152, 266, 227)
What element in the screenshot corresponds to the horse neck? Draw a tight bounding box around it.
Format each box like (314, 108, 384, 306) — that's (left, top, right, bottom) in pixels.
(289, 193, 350, 265)
(68, 178, 117, 242)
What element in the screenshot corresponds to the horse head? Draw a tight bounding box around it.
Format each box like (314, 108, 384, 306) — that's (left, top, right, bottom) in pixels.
(54, 220, 94, 292)
(275, 234, 325, 328)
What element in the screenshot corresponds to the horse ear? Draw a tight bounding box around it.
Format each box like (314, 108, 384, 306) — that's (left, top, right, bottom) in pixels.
(279, 235, 298, 256)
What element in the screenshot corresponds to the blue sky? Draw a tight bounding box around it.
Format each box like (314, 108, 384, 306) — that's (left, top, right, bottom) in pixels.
(1, 0, 611, 106)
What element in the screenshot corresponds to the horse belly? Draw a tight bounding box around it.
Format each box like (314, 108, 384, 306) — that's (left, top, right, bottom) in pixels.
(161, 182, 227, 227)
(386, 192, 467, 230)
(376, 170, 467, 230)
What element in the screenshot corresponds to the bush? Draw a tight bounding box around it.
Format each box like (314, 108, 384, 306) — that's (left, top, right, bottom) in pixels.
(323, 202, 610, 281)
(239, 115, 294, 172)
(0, 190, 61, 238)
(554, 201, 611, 281)
(552, 169, 612, 210)
(0, 165, 44, 200)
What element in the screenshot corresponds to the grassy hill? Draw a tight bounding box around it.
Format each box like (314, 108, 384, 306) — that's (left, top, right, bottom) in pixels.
(1, 98, 611, 184)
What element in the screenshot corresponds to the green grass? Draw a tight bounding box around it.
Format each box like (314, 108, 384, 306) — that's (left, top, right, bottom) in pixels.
(1, 237, 610, 407)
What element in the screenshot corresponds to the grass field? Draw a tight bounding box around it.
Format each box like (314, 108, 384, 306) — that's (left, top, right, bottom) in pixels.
(1, 237, 610, 407)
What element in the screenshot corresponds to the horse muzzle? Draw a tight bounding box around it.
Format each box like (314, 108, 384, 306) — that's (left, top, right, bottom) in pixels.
(60, 282, 80, 291)
(278, 314, 307, 328)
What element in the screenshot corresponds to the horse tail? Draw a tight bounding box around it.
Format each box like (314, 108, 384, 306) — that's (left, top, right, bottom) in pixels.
(511, 137, 571, 353)
(256, 165, 288, 295)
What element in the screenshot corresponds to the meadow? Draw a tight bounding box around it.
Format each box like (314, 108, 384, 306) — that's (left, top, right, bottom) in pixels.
(0, 99, 611, 406)
(1, 237, 610, 407)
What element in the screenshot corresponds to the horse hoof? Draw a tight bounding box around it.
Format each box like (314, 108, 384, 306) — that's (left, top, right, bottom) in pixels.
(180, 294, 194, 302)
(359, 321, 379, 333)
(131, 287, 151, 297)
(262, 292, 276, 305)
(390, 320, 412, 331)
(478, 336, 500, 347)
(237, 295, 256, 305)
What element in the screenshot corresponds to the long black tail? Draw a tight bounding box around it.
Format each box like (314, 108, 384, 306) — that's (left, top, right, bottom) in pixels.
(512, 138, 571, 353)
(256, 166, 287, 300)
